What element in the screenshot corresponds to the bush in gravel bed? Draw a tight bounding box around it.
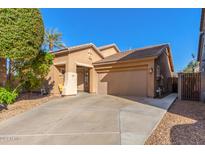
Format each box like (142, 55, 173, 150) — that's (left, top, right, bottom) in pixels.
(0, 87, 18, 107)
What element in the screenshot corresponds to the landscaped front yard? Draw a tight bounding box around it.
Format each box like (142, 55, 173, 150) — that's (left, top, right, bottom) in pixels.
(0, 93, 57, 122)
(145, 99, 205, 145)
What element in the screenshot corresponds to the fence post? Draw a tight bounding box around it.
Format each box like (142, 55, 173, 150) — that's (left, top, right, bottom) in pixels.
(201, 72, 205, 102)
(178, 73, 182, 100)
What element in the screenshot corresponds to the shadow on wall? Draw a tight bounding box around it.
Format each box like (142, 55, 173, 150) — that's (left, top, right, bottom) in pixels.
(44, 77, 55, 94)
(169, 101, 205, 144)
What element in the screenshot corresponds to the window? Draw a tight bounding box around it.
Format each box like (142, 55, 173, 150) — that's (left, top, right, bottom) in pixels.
(156, 65, 160, 78)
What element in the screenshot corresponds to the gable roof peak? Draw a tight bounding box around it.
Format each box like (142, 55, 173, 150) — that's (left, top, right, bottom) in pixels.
(51, 43, 104, 58)
(98, 43, 120, 52)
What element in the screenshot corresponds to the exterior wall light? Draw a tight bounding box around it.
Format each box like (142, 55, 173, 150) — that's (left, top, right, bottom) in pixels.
(149, 67, 154, 74)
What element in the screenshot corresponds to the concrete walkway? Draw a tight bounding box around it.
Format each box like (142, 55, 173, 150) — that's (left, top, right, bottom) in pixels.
(0, 93, 177, 145)
(120, 94, 177, 144)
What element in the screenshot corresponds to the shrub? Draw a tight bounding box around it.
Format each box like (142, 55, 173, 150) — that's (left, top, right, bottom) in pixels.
(0, 8, 44, 59)
(0, 87, 18, 105)
(0, 8, 45, 91)
(16, 50, 54, 92)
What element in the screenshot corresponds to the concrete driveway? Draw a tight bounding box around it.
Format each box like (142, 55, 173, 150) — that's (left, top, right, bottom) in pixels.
(0, 93, 177, 145)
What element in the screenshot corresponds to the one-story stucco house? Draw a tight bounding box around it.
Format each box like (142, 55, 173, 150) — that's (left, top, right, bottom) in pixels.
(0, 58, 7, 87)
(46, 43, 174, 98)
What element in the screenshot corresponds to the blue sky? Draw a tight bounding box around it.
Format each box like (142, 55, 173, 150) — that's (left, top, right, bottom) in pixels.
(41, 8, 201, 72)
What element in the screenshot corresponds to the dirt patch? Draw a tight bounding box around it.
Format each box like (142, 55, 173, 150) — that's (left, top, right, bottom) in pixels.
(0, 93, 58, 122)
(145, 99, 205, 145)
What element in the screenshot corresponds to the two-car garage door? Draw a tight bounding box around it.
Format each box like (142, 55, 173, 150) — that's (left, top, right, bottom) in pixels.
(98, 69, 148, 97)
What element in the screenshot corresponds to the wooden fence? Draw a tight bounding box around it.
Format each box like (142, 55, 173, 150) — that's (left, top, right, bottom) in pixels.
(167, 77, 178, 93)
(179, 73, 201, 101)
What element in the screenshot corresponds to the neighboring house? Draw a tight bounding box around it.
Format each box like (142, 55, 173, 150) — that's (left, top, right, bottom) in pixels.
(198, 8, 205, 71)
(46, 43, 174, 98)
(0, 58, 7, 87)
(198, 8, 205, 101)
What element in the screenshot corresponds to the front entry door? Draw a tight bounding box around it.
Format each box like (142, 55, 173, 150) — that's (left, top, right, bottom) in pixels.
(84, 68, 89, 92)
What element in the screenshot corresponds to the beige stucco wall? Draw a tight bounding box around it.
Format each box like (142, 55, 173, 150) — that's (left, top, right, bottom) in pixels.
(64, 48, 102, 95)
(53, 54, 67, 65)
(89, 68, 98, 93)
(95, 59, 155, 97)
(154, 49, 173, 96)
(47, 47, 103, 95)
(147, 60, 155, 97)
(159, 49, 173, 77)
(46, 54, 67, 95)
(100, 47, 118, 58)
(46, 65, 65, 95)
(66, 48, 102, 72)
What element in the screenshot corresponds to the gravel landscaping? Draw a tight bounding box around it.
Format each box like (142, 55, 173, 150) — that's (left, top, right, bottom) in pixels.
(145, 99, 205, 145)
(0, 93, 57, 122)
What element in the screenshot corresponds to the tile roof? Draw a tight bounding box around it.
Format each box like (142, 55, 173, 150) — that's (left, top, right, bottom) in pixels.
(51, 43, 174, 72)
(93, 44, 169, 65)
(51, 43, 121, 58)
(51, 43, 94, 54)
(51, 43, 104, 58)
(98, 44, 120, 52)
